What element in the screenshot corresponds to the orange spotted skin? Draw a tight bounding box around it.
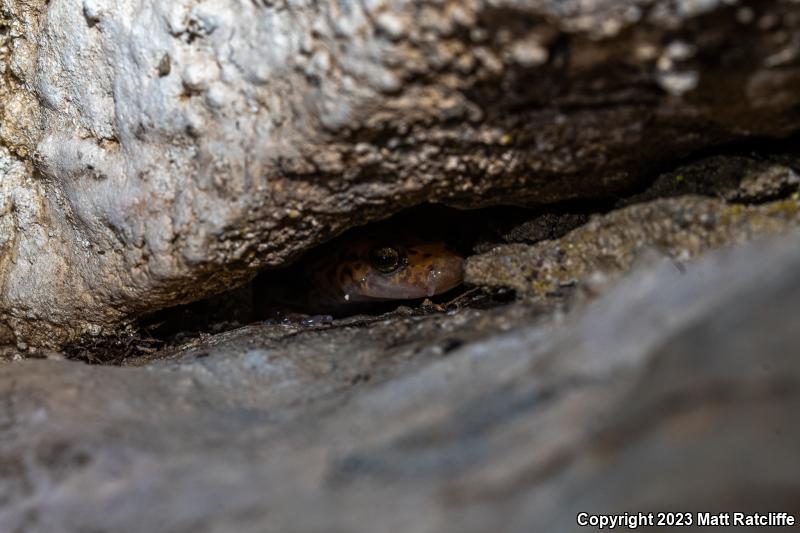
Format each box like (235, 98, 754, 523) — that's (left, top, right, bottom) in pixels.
(293, 234, 464, 313)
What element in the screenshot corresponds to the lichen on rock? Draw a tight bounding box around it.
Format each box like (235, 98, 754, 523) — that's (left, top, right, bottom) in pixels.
(466, 154, 800, 298)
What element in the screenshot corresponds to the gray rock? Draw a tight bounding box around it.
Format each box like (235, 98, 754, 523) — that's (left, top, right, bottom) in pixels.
(1, 233, 799, 532)
(3, 0, 800, 347)
(466, 194, 800, 297)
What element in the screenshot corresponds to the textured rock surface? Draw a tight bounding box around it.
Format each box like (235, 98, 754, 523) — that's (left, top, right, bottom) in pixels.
(466, 154, 800, 297)
(2, 0, 800, 347)
(466, 195, 800, 297)
(2, 1, 799, 529)
(1, 234, 799, 532)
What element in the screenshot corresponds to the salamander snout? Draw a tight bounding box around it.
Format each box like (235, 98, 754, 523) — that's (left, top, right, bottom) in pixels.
(422, 252, 464, 297)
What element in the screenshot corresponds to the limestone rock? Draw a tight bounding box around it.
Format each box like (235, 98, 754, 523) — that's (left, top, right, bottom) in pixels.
(1, 234, 799, 531)
(2, 0, 800, 347)
(465, 194, 800, 298)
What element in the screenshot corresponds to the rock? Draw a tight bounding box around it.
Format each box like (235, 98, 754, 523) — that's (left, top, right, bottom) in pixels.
(622, 154, 800, 205)
(1, 233, 799, 531)
(2, 2, 799, 529)
(2, 0, 800, 347)
(501, 212, 590, 245)
(466, 194, 800, 298)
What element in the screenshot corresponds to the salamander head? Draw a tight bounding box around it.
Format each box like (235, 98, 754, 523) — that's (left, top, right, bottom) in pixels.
(333, 237, 464, 303)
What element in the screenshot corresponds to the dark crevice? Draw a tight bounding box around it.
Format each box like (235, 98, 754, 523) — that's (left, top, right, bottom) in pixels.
(62, 135, 800, 365)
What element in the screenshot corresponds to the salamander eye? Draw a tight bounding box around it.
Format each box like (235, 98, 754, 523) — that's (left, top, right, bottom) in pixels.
(369, 246, 402, 274)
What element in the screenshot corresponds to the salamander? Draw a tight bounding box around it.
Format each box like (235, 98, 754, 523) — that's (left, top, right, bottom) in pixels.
(257, 232, 465, 315)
